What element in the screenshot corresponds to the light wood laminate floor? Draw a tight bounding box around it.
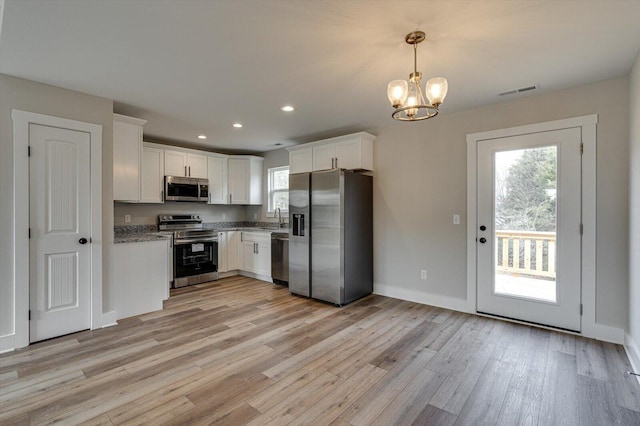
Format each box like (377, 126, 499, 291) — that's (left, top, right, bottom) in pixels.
(1, 276, 640, 425)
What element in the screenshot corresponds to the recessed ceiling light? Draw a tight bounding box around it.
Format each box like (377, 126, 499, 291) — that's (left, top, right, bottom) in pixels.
(197, 135, 207, 139)
(281, 105, 295, 112)
(233, 123, 243, 128)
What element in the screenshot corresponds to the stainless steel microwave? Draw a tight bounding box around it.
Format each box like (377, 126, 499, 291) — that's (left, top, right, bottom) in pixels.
(164, 176, 209, 202)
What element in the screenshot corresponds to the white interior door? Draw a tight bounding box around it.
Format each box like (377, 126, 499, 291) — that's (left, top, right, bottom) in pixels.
(476, 127, 582, 331)
(29, 124, 92, 342)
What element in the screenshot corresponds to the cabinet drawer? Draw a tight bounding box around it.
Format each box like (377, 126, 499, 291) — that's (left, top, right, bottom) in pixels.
(241, 231, 271, 244)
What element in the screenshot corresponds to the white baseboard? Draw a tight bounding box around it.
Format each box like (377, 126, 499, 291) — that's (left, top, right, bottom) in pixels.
(373, 283, 471, 313)
(373, 283, 625, 345)
(218, 270, 240, 279)
(0, 333, 15, 354)
(239, 271, 273, 283)
(585, 322, 625, 344)
(102, 311, 117, 328)
(625, 332, 640, 386)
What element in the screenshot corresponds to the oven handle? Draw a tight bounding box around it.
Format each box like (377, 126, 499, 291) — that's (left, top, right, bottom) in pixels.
(174, 237, 219, 245)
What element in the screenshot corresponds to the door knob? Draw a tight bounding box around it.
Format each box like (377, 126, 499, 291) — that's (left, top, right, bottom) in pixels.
(479, 225, 487, 231)
(79, 238, 88, 245)
(479, 237, 487, 244)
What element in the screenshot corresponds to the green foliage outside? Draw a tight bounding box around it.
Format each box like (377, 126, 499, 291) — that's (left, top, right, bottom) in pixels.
(496, 147, 557, 232)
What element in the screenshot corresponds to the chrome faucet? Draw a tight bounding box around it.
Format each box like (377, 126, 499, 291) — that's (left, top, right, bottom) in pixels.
(277, 208, 285, 228)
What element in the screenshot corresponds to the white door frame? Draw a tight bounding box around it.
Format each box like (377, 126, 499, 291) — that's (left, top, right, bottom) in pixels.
(12, 110, 103, 349)
(466, 114, 621, 343)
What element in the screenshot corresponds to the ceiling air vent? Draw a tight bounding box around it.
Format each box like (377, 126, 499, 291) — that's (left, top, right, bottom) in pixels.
(498, 84, 538, 97)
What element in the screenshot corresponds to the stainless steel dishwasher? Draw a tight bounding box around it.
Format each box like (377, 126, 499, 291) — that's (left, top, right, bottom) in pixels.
(271, 232, 289, 285)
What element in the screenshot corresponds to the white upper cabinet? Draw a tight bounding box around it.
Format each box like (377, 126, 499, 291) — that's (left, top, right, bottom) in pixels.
(187, 153, 208, 178)
(289, 147, 313, 174)
(113, 114, 147, 202)
(207, 154, 228, 204)
(312, 144, 335, 171)
(164, 149, 207, 178)
(164, 150, 187, 177)
(288, 132, 375, 173)
(140, 143, 164, 203)
(228, 156, 263, 205)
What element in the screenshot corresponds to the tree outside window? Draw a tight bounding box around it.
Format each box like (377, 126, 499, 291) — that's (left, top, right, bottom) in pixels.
(268, 166, 289, 214)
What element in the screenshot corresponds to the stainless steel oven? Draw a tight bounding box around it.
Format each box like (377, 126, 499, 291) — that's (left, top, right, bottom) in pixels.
(159, 215, 218, 288)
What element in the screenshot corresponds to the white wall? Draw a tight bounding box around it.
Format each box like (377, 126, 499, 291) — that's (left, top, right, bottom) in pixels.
(0, 74, 113, 340)
(628, 51, 640, 363)
(373, 77, 630, 330)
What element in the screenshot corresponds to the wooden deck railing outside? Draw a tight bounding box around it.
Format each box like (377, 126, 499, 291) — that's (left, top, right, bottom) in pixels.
(495, 230, 556, 279)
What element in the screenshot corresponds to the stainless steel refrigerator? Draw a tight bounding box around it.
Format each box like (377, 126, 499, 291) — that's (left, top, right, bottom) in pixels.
(289, 169, 373, 305)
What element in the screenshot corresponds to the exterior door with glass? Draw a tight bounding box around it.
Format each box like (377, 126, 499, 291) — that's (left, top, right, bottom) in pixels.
(476, 127, 582, 331)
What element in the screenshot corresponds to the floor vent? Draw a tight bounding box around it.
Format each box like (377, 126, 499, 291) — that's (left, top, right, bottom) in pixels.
(498, 84, 538, 97)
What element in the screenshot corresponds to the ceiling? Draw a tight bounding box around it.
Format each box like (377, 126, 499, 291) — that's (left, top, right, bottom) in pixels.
(1, 0, 640, 153)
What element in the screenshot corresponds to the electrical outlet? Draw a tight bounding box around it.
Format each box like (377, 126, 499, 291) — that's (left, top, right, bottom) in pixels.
(222, 213, 226, 220)
(420, 270, 427, 280)
(453, 214, 460, 225)
(124, 214, 131, 223)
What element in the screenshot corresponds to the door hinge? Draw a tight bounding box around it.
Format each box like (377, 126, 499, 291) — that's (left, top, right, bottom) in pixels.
(28, 146, 31, 157)
(580, 143, 584, 155)
(580, 223, 584, 235)
(580, 304, 583, 315)
(29, 310, 31, 321)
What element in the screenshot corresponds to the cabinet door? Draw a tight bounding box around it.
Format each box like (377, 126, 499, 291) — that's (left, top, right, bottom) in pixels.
(312, 144, 336, 171)
(207, 155, 228, 204)
(187, 153, 208, 178)
(227, 231, 240, 270)
(164, 150, 187, 176)
(218, 231, 228, 273)
(255, 241, 272, 277)
(242, 241, 256, 273)
(335, 140, 362, 170)
(140, 146, 164, 203)
(228, 158, 250, 204)
(290, 148, 313, 174)
(113, 120, 141, 201)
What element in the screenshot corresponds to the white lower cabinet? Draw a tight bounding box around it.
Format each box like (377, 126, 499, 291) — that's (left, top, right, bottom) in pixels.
(217, 231, 228, 272)
(227, 231, 241, 270)
(217, 230, 270, 278)
(113, 240, 169, 320)
(218, 230, 242, 273)
(240, 232, 271, 277)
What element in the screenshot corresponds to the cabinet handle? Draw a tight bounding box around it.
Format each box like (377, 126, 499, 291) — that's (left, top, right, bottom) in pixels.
(335, 157, 338, 168)
(189, 166, 191, 176)
(229, 193, 232, 204)
(241, 232, 243, 242)
(184, 165, 187, 176)
(209, 193, 211, 203)
(161, 190, 164, 201)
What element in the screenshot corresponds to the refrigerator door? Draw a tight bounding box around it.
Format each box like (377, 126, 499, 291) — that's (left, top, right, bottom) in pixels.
(343, 172, 373, 303)
(289, 173, 311, 296)
(311, 169, 343, 304)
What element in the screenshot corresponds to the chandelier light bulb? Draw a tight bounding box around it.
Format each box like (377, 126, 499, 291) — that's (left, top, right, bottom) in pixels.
(387, 80, 408, 108)
(426, 77, 448, 106)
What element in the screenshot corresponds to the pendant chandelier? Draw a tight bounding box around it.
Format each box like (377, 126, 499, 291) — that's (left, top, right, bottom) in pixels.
(387, 31, 448, 121)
